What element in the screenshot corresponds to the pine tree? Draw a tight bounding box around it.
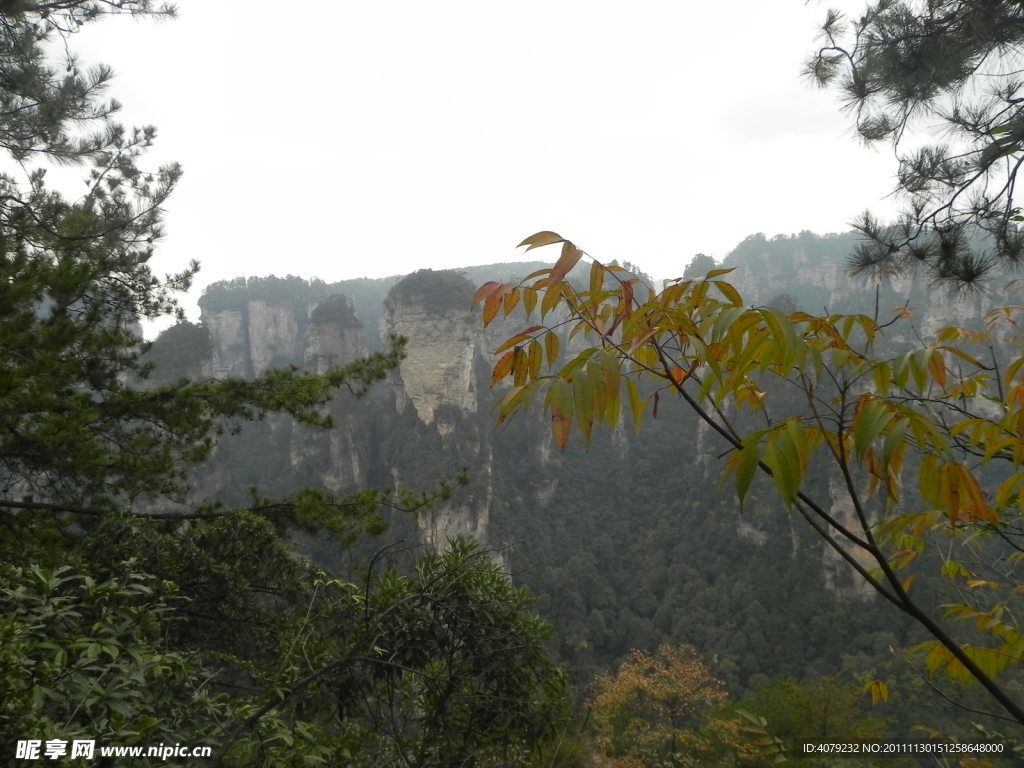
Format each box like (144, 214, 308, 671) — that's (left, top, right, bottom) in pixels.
(808, 0, 1024, 286)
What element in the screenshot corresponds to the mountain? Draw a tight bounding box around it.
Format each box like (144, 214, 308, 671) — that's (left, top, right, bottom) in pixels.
(140, 232, 1011, 696)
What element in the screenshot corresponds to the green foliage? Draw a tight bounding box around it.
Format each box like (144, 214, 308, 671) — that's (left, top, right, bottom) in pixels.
(0, 562, 229, 755)
(324, 538, 572, 768)
(385, 268, 476, 314)
(200, 275, 334, 315)
(139, 321, 212, 382)
(735, 677, 889, 766)
(683, 253, 718, 279)
(195, 532, 568, 767)
(1, 525, 570, 767)
(808, 1, 1024, 285)
(309, 294, 359, 327)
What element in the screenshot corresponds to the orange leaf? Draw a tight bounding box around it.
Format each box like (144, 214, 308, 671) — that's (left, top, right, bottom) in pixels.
(928, 349, 947, 388)
(493, 325, 546, 355)
(483, 290, 503, 326)
(472, 281, 502, 307)
(621, 280, 635, 311)
(549, 241, 583, 286)
(546, 379, 573, 450)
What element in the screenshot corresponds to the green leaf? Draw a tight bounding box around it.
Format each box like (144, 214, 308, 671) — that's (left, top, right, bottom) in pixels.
(528, 339, 543, 380)
(544, 331, 560, 366)
(853, 398, 895, 460)
(872, 360, 892, 396)
(573, 369, 596, 443)
(625, 377, 645, 431)
(589, 260, 604, 295)
(733, 437, 761, 506)
(764, 429, 800, 505)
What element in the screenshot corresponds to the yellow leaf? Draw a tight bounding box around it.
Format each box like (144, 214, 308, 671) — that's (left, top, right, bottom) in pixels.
(513, 346, 528, 387)
(494, 326, 545, 355)
(528, 339, 542, 380)
(523, 286, 537, 316)
(496, 381, 540, 424)
(938, 344, 984, 369)
(491, 349, 516, 387)
(551, 411, 571, 450)
(730, 436, 761, 505)
(573, 367, 596, 443)
(502, 286, 521, 316)
(715, 280, 743, 307)
(540, 283, 563, 318)
(965, 579, 999, 589)
(544, 331, 560, 366)
(863, 679, 889, 705)
(872, 361, 892, 396)
(589, 259, 604, 295)
(518, 231, 564, 251)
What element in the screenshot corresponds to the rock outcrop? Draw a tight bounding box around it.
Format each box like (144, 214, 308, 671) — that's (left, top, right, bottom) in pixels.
(381, 271, 496, 553)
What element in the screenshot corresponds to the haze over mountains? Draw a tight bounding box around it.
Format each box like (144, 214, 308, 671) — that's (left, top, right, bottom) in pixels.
(140, 229, 1017, 740)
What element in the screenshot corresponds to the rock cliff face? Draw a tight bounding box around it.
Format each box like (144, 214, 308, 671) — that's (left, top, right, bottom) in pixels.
(380, 271, 495, 551)
(205, 308, 249, 378)
(247, 300, 302, 376)
(387, 303, 480, 425)
(172, 271, 498, 553)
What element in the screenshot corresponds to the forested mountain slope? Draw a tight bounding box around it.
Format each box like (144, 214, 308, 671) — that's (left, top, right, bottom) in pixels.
(144, 231, 1015, 700)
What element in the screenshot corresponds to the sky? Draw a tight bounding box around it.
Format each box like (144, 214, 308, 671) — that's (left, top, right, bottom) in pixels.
(67, 0, 900, 326)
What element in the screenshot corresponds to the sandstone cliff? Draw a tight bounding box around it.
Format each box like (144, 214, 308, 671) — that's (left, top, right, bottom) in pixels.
(152, 235, 1004, 590)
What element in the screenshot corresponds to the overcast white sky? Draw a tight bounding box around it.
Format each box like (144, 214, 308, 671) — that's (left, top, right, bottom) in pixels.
(69, 0, 899, 324)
